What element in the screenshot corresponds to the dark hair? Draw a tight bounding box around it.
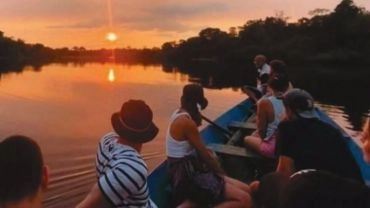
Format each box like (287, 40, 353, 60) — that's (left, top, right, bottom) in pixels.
(255, 173, 289, 208)
(0, 135, 44, 202)
(258, 171, 370, 208)
(181, 96, 202, 126)
(270, 60, 287, 76)
(181, 84, 208, 126)
(282, 171, 370, 208)
(268, 75, 289, 93)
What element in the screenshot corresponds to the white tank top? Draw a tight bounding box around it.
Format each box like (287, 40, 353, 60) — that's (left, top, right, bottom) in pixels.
(264, 96, 285, 139)
(166, 109, 193, 158)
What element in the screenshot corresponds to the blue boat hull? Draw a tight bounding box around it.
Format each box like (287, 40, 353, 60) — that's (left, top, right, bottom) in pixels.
(148, 99, 370, 207)
(315, 108, 370, 186)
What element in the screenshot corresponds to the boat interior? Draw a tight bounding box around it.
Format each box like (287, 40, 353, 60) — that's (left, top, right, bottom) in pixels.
(205, 108, 277, 184)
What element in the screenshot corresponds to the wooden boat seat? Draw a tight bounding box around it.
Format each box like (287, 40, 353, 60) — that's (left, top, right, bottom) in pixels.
(207, 143, 262, 159)
(227, 111, 257, 130)
(207, 143, 277, 181)
(228, 121, 257, 130)
(225, 112, 257, 145)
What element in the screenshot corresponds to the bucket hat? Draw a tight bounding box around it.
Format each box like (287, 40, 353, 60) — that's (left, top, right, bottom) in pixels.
(111, 100, 158, 143)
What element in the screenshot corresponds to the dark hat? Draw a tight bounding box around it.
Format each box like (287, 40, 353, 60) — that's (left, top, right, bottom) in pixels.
(111, 100, 158, 143)
(283, 89, 319, 119)
(182, 84, 208, 110)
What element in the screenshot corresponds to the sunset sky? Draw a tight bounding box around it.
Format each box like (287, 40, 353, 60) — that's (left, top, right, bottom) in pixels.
(1, 0, 369, 49)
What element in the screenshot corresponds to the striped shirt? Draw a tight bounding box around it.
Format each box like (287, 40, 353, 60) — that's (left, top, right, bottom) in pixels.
(96, 132, 157, 208)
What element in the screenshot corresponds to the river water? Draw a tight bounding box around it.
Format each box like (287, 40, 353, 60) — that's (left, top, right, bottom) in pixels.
(0, 63, 368, 207)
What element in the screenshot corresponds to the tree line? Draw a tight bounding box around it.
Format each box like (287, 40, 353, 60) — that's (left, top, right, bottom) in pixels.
(162, 0, 370, 66)
(0, 31, 162, 70)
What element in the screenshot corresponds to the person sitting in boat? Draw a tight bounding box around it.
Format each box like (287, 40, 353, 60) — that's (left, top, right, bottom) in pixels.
(254, 169, 370, 208)
(166, 84, 252, 208)
(275, 88, 363, 182)
(268, 60, 293, 92)
(244, 74, 290, 158)
(242, 59, 293, 104)
(251, 118, 370, 208)
(242, 54, 271, 103)
(77, 100, 159, 208)
(0, 135, 49, 208)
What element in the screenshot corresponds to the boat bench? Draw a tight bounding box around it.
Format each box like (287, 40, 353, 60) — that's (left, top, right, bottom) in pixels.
(228, 111, 257, 130)
(228, 121, 257, 131)
(207, 143, 262, 159)
(207, 143, 277, 181)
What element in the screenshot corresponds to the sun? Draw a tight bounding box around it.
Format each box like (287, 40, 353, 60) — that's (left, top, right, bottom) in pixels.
(106, 32, 118, 42)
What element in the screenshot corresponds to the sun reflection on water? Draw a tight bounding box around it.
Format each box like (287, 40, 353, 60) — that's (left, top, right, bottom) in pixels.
(108, 68, 115, 82)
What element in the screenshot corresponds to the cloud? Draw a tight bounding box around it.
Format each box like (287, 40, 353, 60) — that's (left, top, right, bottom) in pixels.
(112, 1, 230, 32)
(47, 19, 105, 29)
(0, 0, 103, 17)
(44, 1, 229, 32)
(7, 0, 229, 32)
(150, 1, 228, 17)
(118, 18, 194, 33)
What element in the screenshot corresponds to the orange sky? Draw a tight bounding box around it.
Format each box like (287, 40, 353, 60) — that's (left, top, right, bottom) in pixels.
(1, 0, 369, 49)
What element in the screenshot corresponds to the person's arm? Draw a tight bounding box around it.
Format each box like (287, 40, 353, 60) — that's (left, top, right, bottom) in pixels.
(276, 156, 295, 177)
(76, 183, 111, 208)
(183, 118, 225, 174)
(78, 162, 148, 208)
(256, 99, 271, 138)
(241, 86, 260, 103)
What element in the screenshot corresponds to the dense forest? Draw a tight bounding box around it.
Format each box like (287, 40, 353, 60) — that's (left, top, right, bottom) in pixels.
(162, 0, 370, 66)
(0, 31, 162, 69)
(1, 0, 370, 72)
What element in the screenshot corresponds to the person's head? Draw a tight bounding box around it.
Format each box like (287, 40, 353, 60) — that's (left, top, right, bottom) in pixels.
(270, 59, 288, 77)
(0, 135, 48, 207)
(181, 84, 208, 126)
(361, 118, 370, 163)
(282, 89, 319, 120)
(267, 75, 290, 95)
(281, 170, 370, 208)
(254, 54, 267, 68)
(111, 99, 159, 148)
(254, 172, 289, 208)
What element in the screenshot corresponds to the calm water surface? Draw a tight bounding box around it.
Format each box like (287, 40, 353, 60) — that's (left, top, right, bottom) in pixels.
(0, 63, 368, 207)
(0, 63, 247, 207)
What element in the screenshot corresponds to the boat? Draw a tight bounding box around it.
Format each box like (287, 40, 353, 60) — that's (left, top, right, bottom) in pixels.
(148, 98, 370, 207)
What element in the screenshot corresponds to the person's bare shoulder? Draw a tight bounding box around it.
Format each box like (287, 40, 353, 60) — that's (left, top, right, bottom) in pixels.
(171, 114, 197, 134)
(257, 97, 271, 108)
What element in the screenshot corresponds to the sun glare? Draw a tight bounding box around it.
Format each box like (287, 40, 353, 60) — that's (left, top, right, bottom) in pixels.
(106, 32, 118, 42)
(108, 68, 115, 82)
